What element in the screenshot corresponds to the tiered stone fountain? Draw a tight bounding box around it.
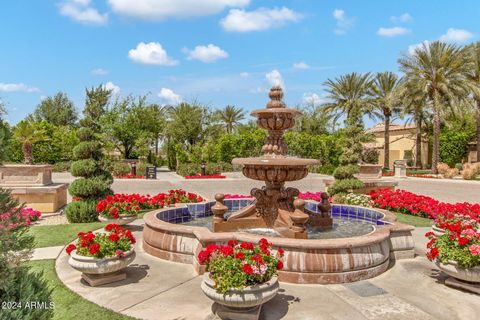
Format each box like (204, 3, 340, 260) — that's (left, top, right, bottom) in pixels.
(142, 86, 415, 284)
(213, 86, 332, 238)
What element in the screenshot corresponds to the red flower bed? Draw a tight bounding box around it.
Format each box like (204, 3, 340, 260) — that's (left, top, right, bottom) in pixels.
(96, 189, 204, 218)
(370, 188, 480, 221)
(0, 207, 42, 230)
(114, 173, 145, 179)
(185, 174, 226, 179)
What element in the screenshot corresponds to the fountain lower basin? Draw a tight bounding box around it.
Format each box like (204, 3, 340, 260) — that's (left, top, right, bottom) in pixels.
(142, 199, 415, 284)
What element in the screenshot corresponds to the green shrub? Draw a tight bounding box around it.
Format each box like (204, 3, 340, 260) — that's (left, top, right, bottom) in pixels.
(0, 188, 52, 319)
(70, 159, 97, 177)
(206, 162, 233, 174)
(328, 179, 364, 195)
(0, 267, 53, 320)
(65, 199, 98, 223)
(311, 164, 337, 175)
(68, 178, 110, 199)
(111, 161, 131, 176)
(72, 141, 101, 159)
(333, 164, 359, 180)
(455, 163, 463, 171)
(52, 161, 72, 172)
(176, 163, 201, 176)
(76, 127, 94, 141)
(136, 162, 151, 176)
(439, 129, 474, 167)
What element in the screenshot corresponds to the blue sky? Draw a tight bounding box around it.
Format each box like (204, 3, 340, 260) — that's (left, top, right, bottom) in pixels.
(1, 0, 479, 125)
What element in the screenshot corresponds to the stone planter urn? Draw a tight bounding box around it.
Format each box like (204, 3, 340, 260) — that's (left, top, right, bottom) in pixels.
(98, 215, 137, 226)
(435, 260, 480, 294)
(201, 273, 279, 320)
(431, 224, 445, 237)
(68, 249, 136, 286)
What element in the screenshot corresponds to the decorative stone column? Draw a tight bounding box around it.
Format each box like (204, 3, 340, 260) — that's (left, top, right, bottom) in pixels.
(289, 199, 309, 239)
(212, 194, 228, 223)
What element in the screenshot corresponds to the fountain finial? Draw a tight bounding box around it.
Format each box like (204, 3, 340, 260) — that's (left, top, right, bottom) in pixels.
(267, 86, 286, 109)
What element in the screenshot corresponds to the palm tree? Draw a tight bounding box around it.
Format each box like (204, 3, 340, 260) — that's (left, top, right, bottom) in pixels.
(400, 80, 431, 168)
(370, 72, 402, 169)
(466, 42, 480, 162)
(323, 72, 373, 124)
(398, 41, 474, 174)
(216, 105, 245, 134)
(13, 120, 48, 164)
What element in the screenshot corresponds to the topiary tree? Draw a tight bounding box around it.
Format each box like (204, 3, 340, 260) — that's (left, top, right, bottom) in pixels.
(66, 86, 113, 223)
(0, 188, 53, 320)
(328, 108, 365, 195)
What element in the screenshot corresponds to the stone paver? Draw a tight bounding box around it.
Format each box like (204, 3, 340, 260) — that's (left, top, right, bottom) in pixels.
(32, 246, 64, 260)
(54, 223, 480, 320)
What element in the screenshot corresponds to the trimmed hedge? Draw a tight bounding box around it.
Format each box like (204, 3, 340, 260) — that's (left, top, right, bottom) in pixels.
(70, 159, 97, 177)
(65, 199, 98, 223)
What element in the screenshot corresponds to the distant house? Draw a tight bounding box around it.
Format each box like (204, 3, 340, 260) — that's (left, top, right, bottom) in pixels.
(364, 123, 430, 168)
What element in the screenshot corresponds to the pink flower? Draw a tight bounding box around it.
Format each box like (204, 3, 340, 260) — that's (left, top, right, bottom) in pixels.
(469, 244, 480, 256)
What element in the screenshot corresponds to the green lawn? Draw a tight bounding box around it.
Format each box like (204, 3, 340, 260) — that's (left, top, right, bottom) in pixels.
(393, 211, 433, 227)
(30, 222, 105, 248)
(27, 260, 135, 320)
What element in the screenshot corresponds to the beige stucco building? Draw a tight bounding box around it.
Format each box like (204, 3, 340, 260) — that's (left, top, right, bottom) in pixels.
(365, 123, 430, 168)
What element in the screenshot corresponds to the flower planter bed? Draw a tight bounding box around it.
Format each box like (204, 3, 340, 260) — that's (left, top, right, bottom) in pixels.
(95, 190, 204, 223)
(66, 224, 136, 286)
(185, 174, 226, 179)
(198, 239, 282, 319)
(114, 173, 145, 179)
(0, 207, 41, 229)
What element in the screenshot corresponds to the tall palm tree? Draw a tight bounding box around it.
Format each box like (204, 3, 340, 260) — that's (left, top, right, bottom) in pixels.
(398, 41, 474, 174)
(13, 120, 48, 164)
(216, 105, 245, 134)
(466, 42, 480, 162)
(400, 80, 431, 168)
(370, 72, 402, 169)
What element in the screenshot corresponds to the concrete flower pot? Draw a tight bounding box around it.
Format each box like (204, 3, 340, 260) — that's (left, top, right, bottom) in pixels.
(431, 225, 446, 237)
(68, 249, 136, 286)
(435, 260, 480, 283)
(201, 272, 278, 319)
(98, 215, 137, 226)
(68, 249, 136, 275)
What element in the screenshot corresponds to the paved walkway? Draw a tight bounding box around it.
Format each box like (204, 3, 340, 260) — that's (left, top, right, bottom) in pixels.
(52, 221, 479, 320)
(52, 172, 480, 204)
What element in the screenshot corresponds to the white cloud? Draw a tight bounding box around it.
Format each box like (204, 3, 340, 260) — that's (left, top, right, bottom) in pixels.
(108, 0, 249, 20)
(158, 88, 182, 105)
(91, 68, 108, 75)
(240, 72, 249, 78)
(439, 28, 474, 43)
(302, 93, 322, 106)
(408, 40, 430, 55)
(333, 9, 354, 35)
(103, 81, 120, 95)
(220, 7, 302, 32)
(377, 27, 410, 37)
(0, 83, 40, 93)
(293, 62, 309, 70)
(128, 42, 178, 66)
(183, 44, 228, 63)
(265, 69, 284, 88)
(59, 0, 108, 25)
(390, 13, 412, 24)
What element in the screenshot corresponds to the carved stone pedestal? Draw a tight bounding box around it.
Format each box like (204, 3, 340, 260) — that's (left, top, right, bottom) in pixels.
(81, 271, 126, 287)
(211, 303, 262, 320)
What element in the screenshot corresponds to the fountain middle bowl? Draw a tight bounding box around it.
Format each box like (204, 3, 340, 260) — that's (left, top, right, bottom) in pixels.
(232, 157, 319, 182)
(142, 199, 415, 284)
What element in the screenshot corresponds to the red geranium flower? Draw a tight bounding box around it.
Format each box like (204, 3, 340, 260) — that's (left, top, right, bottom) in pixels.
(66, 244, 76, 255)
(458, 237, 470, 246)
(242, 264, 253, 274)
(277, 260, 284, 270)
(109, 233, 120, 242)
(88, 243, 100, 255)
(221, 245, 234, 257)
(235, 252, 244, 260)
(240, 242, 254, 251)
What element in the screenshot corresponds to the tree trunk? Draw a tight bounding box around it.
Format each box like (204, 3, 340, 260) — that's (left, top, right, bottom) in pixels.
(383, 115, 390, 170)
(22, 142, 34, 165)
(476, 99, 480, 163)
(415, 113, 423, 169)
(155, 135, 159, 156)
(431, 95, 441, 174)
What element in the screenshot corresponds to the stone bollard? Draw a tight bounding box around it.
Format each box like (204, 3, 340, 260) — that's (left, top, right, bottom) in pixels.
(289, 199, 309, 237)
(212, 193, 228, 223)
(394, 160, 407, 178)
